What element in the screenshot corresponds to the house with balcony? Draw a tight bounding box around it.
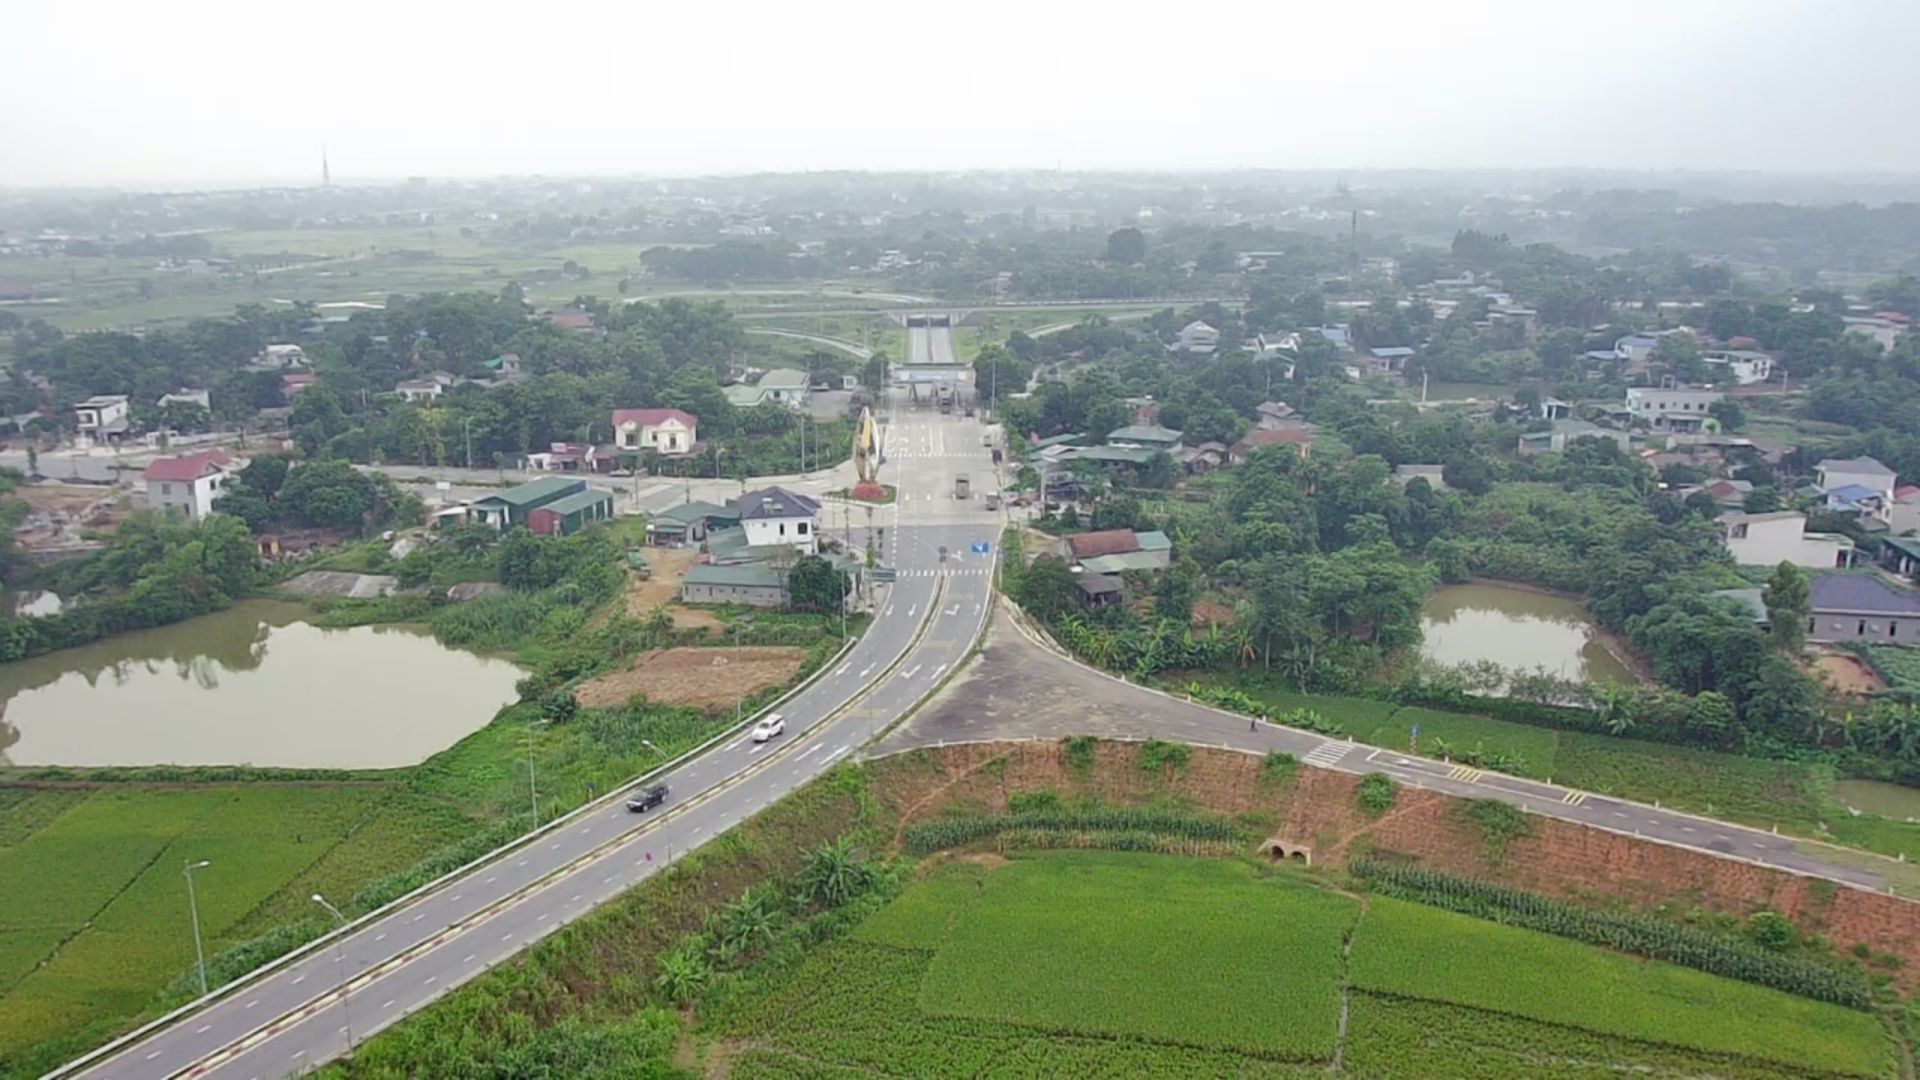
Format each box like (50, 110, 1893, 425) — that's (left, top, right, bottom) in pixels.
(612, 408, 698, 457)
(1625, 385, 1722, 432)
(1702, 349, 1775, 385)
(1169, 320, 1220, 356)
(72, 394, 130, 445)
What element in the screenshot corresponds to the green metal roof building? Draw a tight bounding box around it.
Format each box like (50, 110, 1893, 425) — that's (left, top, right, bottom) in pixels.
(528, 488, 614, 535)
(468, 476, 585, 529)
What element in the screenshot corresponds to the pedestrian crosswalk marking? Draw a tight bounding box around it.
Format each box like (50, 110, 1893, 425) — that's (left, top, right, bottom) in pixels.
(1446, 765, 1485, 782)
(1302, 741, 1347, 768)
(1561, 790, 1589, 806)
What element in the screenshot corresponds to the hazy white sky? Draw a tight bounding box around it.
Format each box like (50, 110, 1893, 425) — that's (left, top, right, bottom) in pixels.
(6, 0, 1918, 186)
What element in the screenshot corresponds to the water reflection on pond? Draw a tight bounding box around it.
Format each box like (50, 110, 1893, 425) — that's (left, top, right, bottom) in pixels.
(1420, 583, 1634, 686)
(0, 600, 522, 769)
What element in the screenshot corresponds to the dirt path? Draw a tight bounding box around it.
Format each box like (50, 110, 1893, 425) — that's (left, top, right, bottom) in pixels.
(626, 546, 723, 631)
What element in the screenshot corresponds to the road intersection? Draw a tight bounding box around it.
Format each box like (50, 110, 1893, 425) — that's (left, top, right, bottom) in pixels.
(67, 392, 1000, 1079)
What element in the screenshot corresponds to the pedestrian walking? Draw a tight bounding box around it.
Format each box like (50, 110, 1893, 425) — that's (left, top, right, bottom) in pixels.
(1250, 717, 1257, 732)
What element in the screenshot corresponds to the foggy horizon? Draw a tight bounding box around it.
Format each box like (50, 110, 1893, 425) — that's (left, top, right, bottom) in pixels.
(9, 0, 1920, 188)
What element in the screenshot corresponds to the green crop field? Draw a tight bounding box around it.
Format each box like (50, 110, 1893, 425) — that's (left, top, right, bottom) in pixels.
(1363, 706, 1561, 775)
(709, 851, 1897, 1077)
(1349, 897, 1893, 1076)
(0, 785, 389, 1060)
(919, 853, 1353, 1060)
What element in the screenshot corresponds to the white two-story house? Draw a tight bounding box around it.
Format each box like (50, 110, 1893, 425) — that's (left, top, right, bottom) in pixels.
(1625, 385, 1722, 431)
(612, 408, 699, 457)
(738, 486, 820, 554)
(73, 394, 130, 445)
(144, 449, 236, 520)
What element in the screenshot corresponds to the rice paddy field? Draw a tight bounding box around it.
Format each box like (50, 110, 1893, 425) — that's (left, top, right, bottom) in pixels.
(708, 851, 1900, 1078)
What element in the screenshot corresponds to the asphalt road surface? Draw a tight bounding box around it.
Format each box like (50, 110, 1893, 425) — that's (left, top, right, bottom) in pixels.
(876, 606, 1898, 893)
(67, 409, 1006, 1080)
(905, 321, 959, 366)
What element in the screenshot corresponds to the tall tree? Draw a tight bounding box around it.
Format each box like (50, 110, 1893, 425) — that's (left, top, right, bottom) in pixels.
(1762, 561, 1812, 653)
(1105, 227, 1147, 265)
(787, 556, 850, 614)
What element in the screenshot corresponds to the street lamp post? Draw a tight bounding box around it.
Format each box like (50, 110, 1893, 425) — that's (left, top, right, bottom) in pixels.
(639, 739, 672, 864)
(310, 894, 356, 1055)
(463, 415, 475, 470)
(184, 860, 211, 997)
(525, 720, 540, 825)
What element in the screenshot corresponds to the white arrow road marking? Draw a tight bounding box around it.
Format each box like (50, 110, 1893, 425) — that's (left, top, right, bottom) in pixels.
(797, 743, 824, 761)
(902, 664, 923, 679)
(835, 663, 851, 676)
(859, 665, 874, 677)
(884, 605, 895, 616)
(823, 746, 852, 765)
(908, 604, 917, 617)
(945, 604, 959, 616)
(931, 663, 947, 678)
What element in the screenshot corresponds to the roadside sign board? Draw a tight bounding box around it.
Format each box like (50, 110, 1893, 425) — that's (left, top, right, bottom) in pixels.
(971, 541, 991, 555)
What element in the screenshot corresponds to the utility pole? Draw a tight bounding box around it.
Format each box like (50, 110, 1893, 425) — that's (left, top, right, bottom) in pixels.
(184, 860, 211, 996)
(640, 739, 672, 864)
(525, 719, 540, 824)
(311, 894, 356, 1055)
(463, 416, 474, 470)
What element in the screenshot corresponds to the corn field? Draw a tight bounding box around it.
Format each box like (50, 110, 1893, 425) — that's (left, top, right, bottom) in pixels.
(1351, 861, 1873, 1008)
(903, 808, 1242, 856)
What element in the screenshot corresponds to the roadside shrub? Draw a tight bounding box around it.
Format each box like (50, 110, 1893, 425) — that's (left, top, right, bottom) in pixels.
(1261, 751, 1300, 788)
(1355, 772, 1398, 816)
(1458, 799, 1534, 864)
(1061, 735, 1097, 773)
(1008, 790, 1064, 814)
(1139, 739, 1191, 776)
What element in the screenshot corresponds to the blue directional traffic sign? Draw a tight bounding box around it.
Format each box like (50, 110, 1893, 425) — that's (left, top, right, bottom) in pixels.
(971, 541, 991, 555)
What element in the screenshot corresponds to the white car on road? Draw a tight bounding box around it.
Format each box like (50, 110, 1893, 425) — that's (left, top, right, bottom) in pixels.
(751, 714, 786, 742)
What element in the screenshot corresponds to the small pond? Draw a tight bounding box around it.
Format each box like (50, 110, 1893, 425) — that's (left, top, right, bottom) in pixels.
(0, 600, 523, 769)
(1420, 582, 1635, 686)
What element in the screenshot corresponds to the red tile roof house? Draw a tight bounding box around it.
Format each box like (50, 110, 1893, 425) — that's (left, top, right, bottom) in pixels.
(611, 408, 699, 457)
(143, 449, 235, 520)
(1058, 529, 1143, 563)
(1229, 427, 1313, 464)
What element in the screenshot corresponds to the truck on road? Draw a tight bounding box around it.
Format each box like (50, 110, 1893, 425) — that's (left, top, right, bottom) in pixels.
(954, 473, 970, 499)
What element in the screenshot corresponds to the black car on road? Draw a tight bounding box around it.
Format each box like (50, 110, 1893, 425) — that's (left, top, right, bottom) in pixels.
(626, 783, 669, 812)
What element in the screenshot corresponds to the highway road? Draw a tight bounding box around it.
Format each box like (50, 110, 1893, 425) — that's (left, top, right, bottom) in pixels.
(878, 606, 1901, 893)
(905, 320, 960, 366)
(65, 410, 1005, 1080)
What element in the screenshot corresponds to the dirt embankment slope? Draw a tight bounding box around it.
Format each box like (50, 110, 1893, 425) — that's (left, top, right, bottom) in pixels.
(867, 741, 1920, 987)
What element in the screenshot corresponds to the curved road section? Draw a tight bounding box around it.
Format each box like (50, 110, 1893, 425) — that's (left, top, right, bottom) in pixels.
(877, 606, 1896, 893)
(65, 411, 1001, 1080)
